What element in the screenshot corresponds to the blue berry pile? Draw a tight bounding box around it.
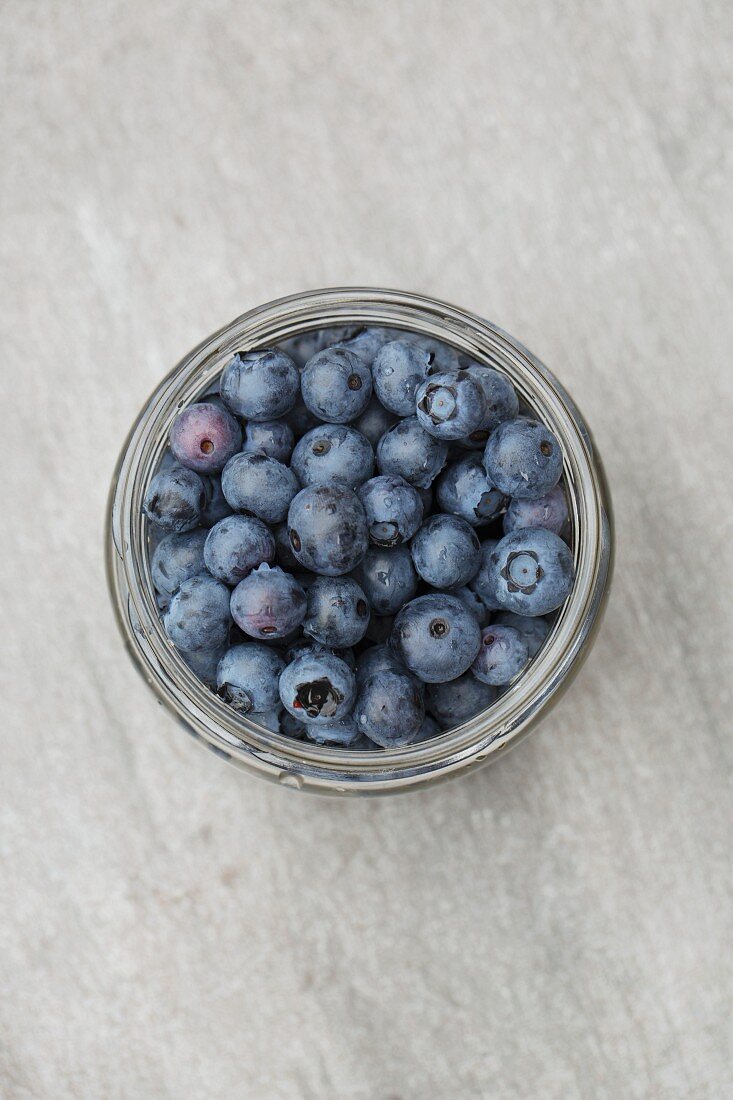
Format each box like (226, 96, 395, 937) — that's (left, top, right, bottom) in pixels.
(143, 326, 575, 749)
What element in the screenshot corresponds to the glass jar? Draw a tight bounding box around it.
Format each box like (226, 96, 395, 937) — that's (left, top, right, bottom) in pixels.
(106, 287, 613, 795)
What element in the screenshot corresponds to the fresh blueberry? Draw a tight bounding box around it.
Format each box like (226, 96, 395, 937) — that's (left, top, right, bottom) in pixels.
(372, 340, 433, 415)
(287, 396, 322, 438)
(410, 514, 481, 588)
(303, 714, 361, 746)
(242, 419, 295, 464)
(415, 371, 487, 441)
(467, 539, 503, 612)
(220, 348, 300, 420)
(357, 475, 424, 548)
(200, 475, 233, 527)
(448, 585, 491, 626)
(460, 364, 519, 446)
(273, 522, 301, 570)
(279, 326, 362, 368)
(355, 670, 425, 747)
(170, 401, 242, 474)
(391, 593, 482, 683)
(303, 576, 371, 648)
(287, 485, 368, 576)
(426, 673, 496, 729)
(216, 643, 285, 713)
(279, 711, 308, 739)
(483, 416, 563, 500)
(164, 574, 232, 651)
(503, 484, 569, 537)
(291, 425, 374, 490)
(284, 638, 356, 671)
(354, 545, 418, 615)
(143, 464, 206, 533)
(471, 624, 530, 686)
(355, 644, 406, 687)
(334, 327, 392, 367)
(411, 714, 442, 743)
(151, 528, 208, 598)
(376, 416, 448, 488)
(301, 347, 372, 423)
(221, 451, 299, 524)
(203, 514, 275, 586)
(403, 333, 459, 373)
(492, 611, 551, 657)
(485, 527, 575, 615)
(230, 563, 307, 639)
(279, 651, 356, 725)
(178, 646, 227, 688)
(436, 453, 506, 526)
(353, 396, 398, 448)
(251, 709, 282, 733)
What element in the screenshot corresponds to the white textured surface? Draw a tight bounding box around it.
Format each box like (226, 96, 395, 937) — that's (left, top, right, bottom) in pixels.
(1, 2, 732, 1097)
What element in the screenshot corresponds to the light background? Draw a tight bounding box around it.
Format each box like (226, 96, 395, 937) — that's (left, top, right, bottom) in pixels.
(1, 2, 731, 1097)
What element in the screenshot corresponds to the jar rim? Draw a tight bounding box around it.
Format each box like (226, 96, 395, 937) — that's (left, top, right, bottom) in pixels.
(106, 287, 613, 795)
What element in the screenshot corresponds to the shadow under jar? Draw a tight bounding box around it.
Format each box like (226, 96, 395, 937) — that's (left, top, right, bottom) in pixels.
(106, 287, 613, 796)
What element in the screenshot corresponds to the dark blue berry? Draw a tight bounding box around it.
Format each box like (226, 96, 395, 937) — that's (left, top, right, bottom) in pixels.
(151, 528, 208, 598)
(216, 643, 285, 713)
(220, 348, 299, 420)
(164, 574, 232, 652)
(503, 484, 569, 536)
(242, 419, 295, 464)
(436, 453, 506, 526)
(426, 673, 496, 728)
(203, 514, 275, 586)
(287, 485, 368, 576)
(279, 651, 356, 725)
(483, 416, 563, 500)
(390, 593, 482, 683)
(355, 644, 407, 687)
(170, 402, 242, 473)
(471, 624, 530, 686)
(415, 371, 487, 440)
(355, 670, 425, 747)
(303, 576, 371, 648)
(492, 611, 551, 657)
(376, 416, 448, 488)
(221, 451, 299, 524)
(301, 347, 372, 423)
(485, 527, 575, 615)
(291, 425, 374, 490)
(354, 545, 418, 615)
(353, 396, 397, 447)
(410, 514, 481, 589)
(372, 340, 433, 415)
(143, 464, 206, 533)
(230, 563, 306, 639)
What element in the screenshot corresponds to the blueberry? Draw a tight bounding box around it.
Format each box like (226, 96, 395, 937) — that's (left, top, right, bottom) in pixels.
(485, 527, 575, 615)
(355, 670, 425, 747)
(279, 651, 356, 725)
(353, 397, 398, 448)
(203, 514, 275, 585)
(151, 528, 208, 597)
(242, 419, 295, 464)
(412, 714, 442, 743)
(303, 714, 361, 746)
(426, 673, 496, 729)
(415, 371, 487, 440)
(200, 475, 233, 527)
(376, 416, 448, 488)
(467, 539, 503, 612)
(178, 646, 227, 688)
(391, 593, 481, 683)
(280, 711, 308, 739)
(303, 576, 371, 648)
(220, 348, 300, 420)
(291, 425, 374, 490)
(287, 396, 322, 438)
(287, 485, 368, 576)
(273, 522, 301, 570)
(335, 327, 392, 367)
(503, 484, 569, 537)
(170, 402, 242, 474)
(483, 416, 563, 500)
(471, 624, 530, 686)
(448, 585, 491, 626)
(410, 514, 481, 588)
(355, 644, 406, 687)
(301, 347, 372, 423)
(372, 340, 433, 415)
(216, 643, 285, 713)
(357, 475, 424, 548)
(279, 326, 362, 368)
(164, 574, 232, 651)
(221, 451, 299, 524)
(492, 611, 551, 657)
(143, 464, 206, 533)
(436, 453, 506, 526)
(461, 364, 519, 446)
(251, 709, 282, 734)
(284, 638, 356, 671)
(354, 545, 418, 615)
(230, 563, 307, 639)
(402, 333, 459, 373)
